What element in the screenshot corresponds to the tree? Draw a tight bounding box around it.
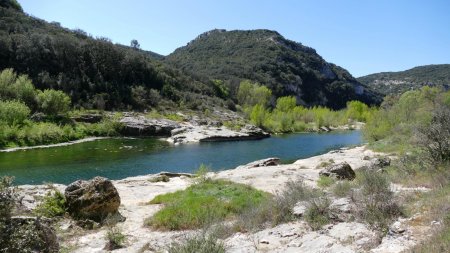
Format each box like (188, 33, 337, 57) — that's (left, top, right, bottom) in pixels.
(0, 101, 30, 125)
(237, 80, 272, 107)
(130, 39, 140, 50)
(37, 89, 71, 116)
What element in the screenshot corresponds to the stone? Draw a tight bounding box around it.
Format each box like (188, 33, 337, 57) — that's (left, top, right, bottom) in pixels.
(390, 221, 406, 234)
(371, 157, 391, 168)
(293, 201, 309, 217)
(319, 162, 356, 180)
(243, 158, 281, 168)
(65, 177, 121, 222)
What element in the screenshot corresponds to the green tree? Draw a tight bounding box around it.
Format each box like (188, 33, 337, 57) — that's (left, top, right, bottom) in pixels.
(0, 100, 30, 125)
(275, 96, 296, 113)
(237, 80, 271, 107)
(37, 89, 71, 116)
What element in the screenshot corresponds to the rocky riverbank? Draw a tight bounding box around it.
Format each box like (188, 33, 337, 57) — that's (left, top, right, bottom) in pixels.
(15, 146, 435, 253)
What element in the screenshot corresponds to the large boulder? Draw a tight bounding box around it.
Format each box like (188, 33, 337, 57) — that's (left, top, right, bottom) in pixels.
(65, 177, 121, 222)
(319, 162, 356, 180)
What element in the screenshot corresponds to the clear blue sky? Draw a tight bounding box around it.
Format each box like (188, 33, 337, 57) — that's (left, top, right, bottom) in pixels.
(19, 0, 449, 77)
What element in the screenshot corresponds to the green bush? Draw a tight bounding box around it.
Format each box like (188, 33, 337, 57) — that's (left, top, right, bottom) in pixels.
(0, 100, 30, 125)
(34, 190, 66, 218)
(304, 197, 332, 230)
(355, 170, 402, 231)
(37, 89, 71, 116)
(104, 226, 126, 250)
(168, 234, 225, 253)
(0, 69, 36, 108)
(145, 179, 269, 230)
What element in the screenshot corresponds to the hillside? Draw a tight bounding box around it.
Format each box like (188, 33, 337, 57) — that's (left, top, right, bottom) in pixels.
(166, 29, 382, 109)
(0, 3, 223, 111)
(358, 64, 450, 95)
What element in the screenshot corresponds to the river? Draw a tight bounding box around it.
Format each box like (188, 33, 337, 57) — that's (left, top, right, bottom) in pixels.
(0, 131, 362, 185)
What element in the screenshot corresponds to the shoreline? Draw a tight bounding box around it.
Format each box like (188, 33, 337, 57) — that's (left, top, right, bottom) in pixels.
(0, 137, 111, 153)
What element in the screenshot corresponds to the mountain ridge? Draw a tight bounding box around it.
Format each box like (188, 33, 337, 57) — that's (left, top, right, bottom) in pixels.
(166, 29, 382, 109)
(357, 64, 450, 95)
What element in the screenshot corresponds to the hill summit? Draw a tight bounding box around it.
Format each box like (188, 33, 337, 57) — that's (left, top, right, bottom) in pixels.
(166, 29, 381, 109)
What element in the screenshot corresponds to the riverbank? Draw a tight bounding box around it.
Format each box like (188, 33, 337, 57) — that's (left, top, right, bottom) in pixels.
(15, 145, 434, 253)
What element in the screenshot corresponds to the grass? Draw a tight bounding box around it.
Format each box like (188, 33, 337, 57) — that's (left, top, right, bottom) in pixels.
(145, 179, 269, 230)
(167, 234, 225, 253)
(317, 175, 336, 188)
(304, 197, 332, 230)
(332, 181, 354, 197)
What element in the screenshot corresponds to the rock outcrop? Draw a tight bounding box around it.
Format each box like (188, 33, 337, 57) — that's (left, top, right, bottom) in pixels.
(120, 116, 180, 136)
(64, 177, 121, 222)
(241, 158, 281, 168)
(319, 162, 356, 180)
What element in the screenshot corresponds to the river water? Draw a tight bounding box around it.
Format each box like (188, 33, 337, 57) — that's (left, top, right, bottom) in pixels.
(0, 131, 362, 185)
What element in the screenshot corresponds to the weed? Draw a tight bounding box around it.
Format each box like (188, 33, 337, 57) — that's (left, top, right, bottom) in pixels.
(34, 190, 66, 218)
(317, 175, 336, 188)
(104, 226, 126, 250)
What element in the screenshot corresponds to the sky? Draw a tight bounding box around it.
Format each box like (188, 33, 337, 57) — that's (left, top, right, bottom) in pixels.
(19, 0, 450, 77)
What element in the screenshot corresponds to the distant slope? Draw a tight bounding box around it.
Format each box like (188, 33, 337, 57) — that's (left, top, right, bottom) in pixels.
(0, 3, 221, 110)
(358, 64, 450, 95)
(166, 29, 382, 109)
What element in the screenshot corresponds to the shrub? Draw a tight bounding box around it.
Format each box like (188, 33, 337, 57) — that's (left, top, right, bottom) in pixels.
(37, 89, 71, 116)
(34, 190, 66, 218)
(104, 226, 126, 250)
(168, 234, 225, 253)
(304, 197, 332, 230)
(354, 170, 402, 231)
(332, 181, 353, 198)
(417, 105, 450, 165)
(0, 100, 31, 125)
(234, 179, 321, 232)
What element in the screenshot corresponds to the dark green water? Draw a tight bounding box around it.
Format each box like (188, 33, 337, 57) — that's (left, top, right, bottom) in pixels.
(0, 131, 362, 185)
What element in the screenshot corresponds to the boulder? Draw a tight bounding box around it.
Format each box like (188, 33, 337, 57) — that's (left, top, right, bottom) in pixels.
(371, 157, 391, 168)
(119, 116, 180, 136)
(319, 162, 356, 180)
(65, 177, 121, 222)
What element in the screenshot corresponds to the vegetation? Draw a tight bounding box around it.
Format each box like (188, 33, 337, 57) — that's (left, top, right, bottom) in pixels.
(236, 81, 375, 132)
(358, 64, 450, 96)
(167, 234, 225, 253)
(145, 178, 269, 230)
(0, 69, 123, 148)
(317, 175, 336, 188)
(234, 179, 322, 232)
(363, 86, 450, 245)
(304, 197, 332, 231)
(354, 170, 402, 231)
(1, 176, 57, 253)
(104, 226, 126, 250)
(0, 4, 226, 111)
(34, 189, 66, 218)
